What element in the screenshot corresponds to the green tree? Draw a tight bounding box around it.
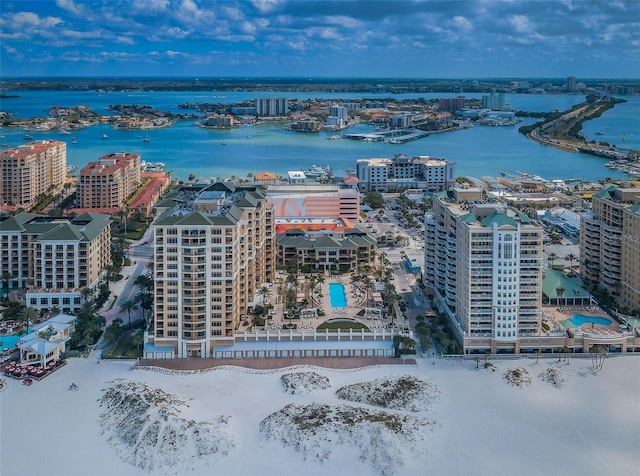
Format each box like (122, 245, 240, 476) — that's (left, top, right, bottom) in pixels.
(556, 286, 566, 306)
(564, 253, 578, 275)
(257, 285, 272, 306)
(547, 252, 558, 269)
(103, 318, 124, 344)
(0, 271, 17, 299)
(363, 192, 384, 209)
(18, 306, 38, 334)
(119, 299, 139, 326)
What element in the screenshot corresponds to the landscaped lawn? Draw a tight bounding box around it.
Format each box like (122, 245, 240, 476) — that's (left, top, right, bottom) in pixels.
(317, 319, 369, 331)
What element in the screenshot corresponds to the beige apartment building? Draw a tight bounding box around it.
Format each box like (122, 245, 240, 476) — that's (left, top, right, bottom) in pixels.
(77, 152, 141, 209)
(0, 212, 111, 313)
(424, 187, 545, 354)
(146, 183, 275, 358)
(267, 183, 360, 221)
(581, 184, 640, 313)
(0, 140, 67, 207)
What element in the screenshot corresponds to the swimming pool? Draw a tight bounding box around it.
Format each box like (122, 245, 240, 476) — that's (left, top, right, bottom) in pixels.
(329, 283, 347, 308)
(0, 334, 24, 349)
(570, 314, 613, 326)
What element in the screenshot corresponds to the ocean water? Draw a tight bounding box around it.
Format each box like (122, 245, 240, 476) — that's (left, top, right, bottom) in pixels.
(0, 91, 637, 182)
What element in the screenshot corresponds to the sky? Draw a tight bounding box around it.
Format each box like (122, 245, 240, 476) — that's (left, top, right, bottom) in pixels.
(0, 0, 638, 79)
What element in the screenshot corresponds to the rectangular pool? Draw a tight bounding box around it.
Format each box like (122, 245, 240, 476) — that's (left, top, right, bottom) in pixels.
(329, 283, 347, 308)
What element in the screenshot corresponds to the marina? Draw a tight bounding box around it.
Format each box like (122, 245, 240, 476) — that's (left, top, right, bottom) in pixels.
(0, 91, 637, 183)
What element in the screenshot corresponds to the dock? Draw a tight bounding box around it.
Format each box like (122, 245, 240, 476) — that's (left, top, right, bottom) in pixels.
(344, 129, 429, 144)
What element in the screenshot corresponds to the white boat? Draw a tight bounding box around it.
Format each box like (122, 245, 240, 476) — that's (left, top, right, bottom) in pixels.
(101, 134, 108, 140)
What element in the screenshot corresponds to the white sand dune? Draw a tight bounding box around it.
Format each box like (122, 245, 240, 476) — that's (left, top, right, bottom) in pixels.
(1, 356, 639, 476)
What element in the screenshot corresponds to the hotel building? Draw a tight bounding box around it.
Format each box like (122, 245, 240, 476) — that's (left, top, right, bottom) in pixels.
(0, 212, 111, 313)
(146, 183, 275, 358)
(76, 152, 141, 209)
(581, 184, 640, 313)
(356, 153, 456, 192)
(0, 140, 67, 207)
(424, 187, 544, 354)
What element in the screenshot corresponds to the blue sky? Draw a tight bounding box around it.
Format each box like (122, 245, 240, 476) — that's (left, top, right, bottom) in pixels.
(1, 0, 638, 78)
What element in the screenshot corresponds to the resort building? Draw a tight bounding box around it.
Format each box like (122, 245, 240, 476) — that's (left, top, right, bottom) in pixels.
(146, 183, 275, 358)
(424, 187, 545, 354)
(255, 97, 288, 117)
(267, 183, 360, 221)
(356, 153, 456, 192)
(0, 212, 112, 313)
(275, 227, 377, 271)
(0, 140, 67, 207)
(17, 313, 76, 366)
(76, 152, 141, 209)
(580, 184, 640, 313)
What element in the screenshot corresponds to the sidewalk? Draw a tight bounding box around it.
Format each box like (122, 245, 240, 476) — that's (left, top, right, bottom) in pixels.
(138, 356, 417, 371)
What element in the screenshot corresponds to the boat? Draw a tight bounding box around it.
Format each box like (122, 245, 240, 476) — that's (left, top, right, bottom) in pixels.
(305, 165, 333, 178)
(143, 131, 150, 142)
(58, 129, 71, 135)
(101, 134, 108, 140)
(24, 134, 33, 140)
(327, 135, 342, 140)
(71, 137, 78, 144)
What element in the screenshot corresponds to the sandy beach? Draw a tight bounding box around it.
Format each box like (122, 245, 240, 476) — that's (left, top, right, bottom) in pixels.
(1, 355, 639, 476)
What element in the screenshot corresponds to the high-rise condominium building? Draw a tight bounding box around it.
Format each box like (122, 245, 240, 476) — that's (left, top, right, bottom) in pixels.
(77, 152, 141, 209)
(481, 93, 507, 111)
(0, 212, 111, 313)
(424, 187, 544, 354)
(266, 183, 360, 221)
(566, 76, 576, 93)
(581, 184, 640, 313)
(255, 97, 288, 117)
(356, 153, 456, 192)
(0, 140, 67, 207)
(147, 183, 275, 358)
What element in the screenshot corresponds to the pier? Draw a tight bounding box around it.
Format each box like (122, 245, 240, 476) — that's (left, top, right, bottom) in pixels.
(344, 129, 429, 144)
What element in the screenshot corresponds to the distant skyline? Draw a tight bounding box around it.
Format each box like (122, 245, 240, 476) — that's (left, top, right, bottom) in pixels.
(1, 0, 638, 79)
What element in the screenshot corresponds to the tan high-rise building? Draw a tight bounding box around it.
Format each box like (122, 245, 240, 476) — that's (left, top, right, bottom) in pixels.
(0, 212, 111, 313)
(77, 152, 141, 209)
(424, 187, 544, 354)
(147, 183, 275, 358)
(0, 140, 67, 206)
(581, 184, 640, 313)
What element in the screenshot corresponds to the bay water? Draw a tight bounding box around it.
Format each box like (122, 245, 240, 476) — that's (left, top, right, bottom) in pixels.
(1, 91, 638, 183)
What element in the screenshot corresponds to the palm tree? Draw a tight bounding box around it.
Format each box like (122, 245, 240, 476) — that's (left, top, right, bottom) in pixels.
(133, 274, 154, 293)
(0, 271, 17, 299)
(547, 252, 559, 269)
(119, 299, 139, 326)
(18, 306, 38, 334)
(556, 286, 566, 306)
(564, 253, 578, 275)
(79, 286, 94, 303)
(362, 276, 373, 308)
(257, 285, 272, 306)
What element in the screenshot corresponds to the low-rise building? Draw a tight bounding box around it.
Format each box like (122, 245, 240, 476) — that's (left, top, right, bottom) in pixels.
(357, 153, 455, 192)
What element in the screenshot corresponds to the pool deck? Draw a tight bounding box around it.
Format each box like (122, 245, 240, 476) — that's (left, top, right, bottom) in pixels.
(254, 271, 396, 333)
(542, 305, 619, 331)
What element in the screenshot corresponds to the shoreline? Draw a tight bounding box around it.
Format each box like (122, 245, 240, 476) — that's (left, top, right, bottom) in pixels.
(2, 355, 638, 475)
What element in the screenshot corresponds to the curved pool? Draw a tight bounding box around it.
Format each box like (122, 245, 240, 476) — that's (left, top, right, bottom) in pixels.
(329, 283, 347, 308)
(570, 314, 613, 326)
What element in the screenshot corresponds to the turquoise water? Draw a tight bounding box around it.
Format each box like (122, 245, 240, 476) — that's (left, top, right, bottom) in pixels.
(0, 91, 637, 182)
(1, 333, 24, 349)
(329, 283, 347, 308)
(570, 314, 613, 326)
